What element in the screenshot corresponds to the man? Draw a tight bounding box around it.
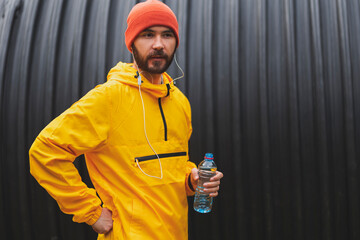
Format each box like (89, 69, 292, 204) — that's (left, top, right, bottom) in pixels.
(29, 0, 223, 239)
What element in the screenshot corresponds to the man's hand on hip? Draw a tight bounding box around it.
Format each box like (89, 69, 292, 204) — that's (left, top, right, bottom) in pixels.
(92, 208, 113, 234)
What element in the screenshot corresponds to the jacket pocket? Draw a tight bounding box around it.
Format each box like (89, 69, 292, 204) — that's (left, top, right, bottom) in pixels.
(135, 151, 186, 162)
(133, 151, 188, 186)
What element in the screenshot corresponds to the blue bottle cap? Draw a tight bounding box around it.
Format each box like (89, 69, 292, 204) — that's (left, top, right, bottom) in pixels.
(204, 153, 213, 160)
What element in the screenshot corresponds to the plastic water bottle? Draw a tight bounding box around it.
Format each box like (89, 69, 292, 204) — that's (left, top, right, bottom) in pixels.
(193, 153, 217, 213)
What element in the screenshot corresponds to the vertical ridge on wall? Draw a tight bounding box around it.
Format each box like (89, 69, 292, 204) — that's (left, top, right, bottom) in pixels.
(345, 1, 360, 240)
(284, 0, 303, 239)
(341, 0, 360, 239)
(186, 1, 216, 239)
(81, 0, 111, 93)
(258, 0, 273, 238)
(336, 0, 357, 239)
(229, 0, 243, 239)
(0, 0, 23, 237)
(187, 0, 204, 163)
(54, 0, 87, 114)
(165, 0, 188, 92)
(27, 1, 69, 239)
(299, 0, 322, 238)
(4, 0, 43, 239)
(320, 0, 346, 239)
(105, 0, 134, 70)
(241, 0, 267, 239)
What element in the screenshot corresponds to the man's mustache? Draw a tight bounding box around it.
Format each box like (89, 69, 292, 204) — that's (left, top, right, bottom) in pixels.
(148, 50, 168, 59)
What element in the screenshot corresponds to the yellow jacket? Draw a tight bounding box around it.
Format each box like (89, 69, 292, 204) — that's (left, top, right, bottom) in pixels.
(29, 62, 196, 240)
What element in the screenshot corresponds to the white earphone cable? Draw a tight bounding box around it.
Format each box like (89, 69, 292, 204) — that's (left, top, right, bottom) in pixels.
(136, 84, 163, 179)
(172, 53, 184, 82)
(132, 52, 163, 179)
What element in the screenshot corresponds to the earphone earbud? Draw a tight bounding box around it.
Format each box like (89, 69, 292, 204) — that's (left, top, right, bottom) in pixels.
(132, 48, 142, 86)
(137, 74, 142, 86)
(134, 71, 142, 86)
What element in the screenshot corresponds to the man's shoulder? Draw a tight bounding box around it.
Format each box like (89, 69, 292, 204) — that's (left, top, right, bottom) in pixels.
(172, 86, 190, 102)
(97, 79, 131, 93)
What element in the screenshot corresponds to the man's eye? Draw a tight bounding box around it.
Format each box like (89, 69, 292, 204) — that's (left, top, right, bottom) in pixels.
(141, 32, 154, 38)
(163, 33, 174, 38)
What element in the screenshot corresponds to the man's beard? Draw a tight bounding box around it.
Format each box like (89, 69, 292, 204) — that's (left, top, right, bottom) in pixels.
(132, 45, 175, 74)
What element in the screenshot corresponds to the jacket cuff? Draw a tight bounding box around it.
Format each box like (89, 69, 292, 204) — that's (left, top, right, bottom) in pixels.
(185, 171, 196, 196)
(85, 206, 103, 225)
(188, 173, 195, 192)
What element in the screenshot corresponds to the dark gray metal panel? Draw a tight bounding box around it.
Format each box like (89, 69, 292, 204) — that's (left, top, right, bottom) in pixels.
(1, 0, 360, 239)
(345, 1, 360, 239)
(2, 1, 43, 239)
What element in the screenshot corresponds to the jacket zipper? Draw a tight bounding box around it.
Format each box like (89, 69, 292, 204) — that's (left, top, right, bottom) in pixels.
(158, 84, 171, 141)
(158, 98, 168, 141)
(135, 152, 187, 162)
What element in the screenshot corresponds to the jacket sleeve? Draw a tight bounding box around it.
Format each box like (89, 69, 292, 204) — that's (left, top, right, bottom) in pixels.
(185, 161, 197, 196)
(29, 84, 112, 225)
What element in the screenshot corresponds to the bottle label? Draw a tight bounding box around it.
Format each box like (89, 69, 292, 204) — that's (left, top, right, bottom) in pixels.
(199, 167, 217, 172)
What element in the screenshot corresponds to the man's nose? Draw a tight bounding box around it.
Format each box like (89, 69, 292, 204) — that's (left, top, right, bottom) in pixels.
(152, 35, 164, 50)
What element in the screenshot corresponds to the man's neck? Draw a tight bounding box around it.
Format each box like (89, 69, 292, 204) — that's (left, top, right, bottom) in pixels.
(132, 64, 163, 85)
(142, 72, 162, 85)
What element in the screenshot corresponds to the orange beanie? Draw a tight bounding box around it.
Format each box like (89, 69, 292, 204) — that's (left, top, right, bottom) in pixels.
(125, 0, 179, 52)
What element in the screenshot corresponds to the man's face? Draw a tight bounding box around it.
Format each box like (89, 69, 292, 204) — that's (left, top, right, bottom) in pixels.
(132, 26, 176, 74)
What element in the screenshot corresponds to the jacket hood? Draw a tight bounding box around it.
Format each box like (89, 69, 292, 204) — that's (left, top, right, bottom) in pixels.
(107, 62, 175, 98)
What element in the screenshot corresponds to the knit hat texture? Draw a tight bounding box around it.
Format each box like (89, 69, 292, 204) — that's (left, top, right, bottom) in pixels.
(125, 0, 179, 52)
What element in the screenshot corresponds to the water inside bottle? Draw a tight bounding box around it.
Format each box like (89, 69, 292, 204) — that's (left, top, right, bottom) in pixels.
(193, 169, 216, 213)
(194, 186, 213, 213)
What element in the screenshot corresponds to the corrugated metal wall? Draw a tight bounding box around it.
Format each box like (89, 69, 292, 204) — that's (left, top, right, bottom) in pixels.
(1, 0, 360, 239)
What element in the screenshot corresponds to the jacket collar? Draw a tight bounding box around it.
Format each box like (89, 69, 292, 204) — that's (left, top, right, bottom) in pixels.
(107, 62, 175, 98)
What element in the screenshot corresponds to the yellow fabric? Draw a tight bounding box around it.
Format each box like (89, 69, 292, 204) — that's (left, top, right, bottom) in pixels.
(29, 62, 196, 239)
